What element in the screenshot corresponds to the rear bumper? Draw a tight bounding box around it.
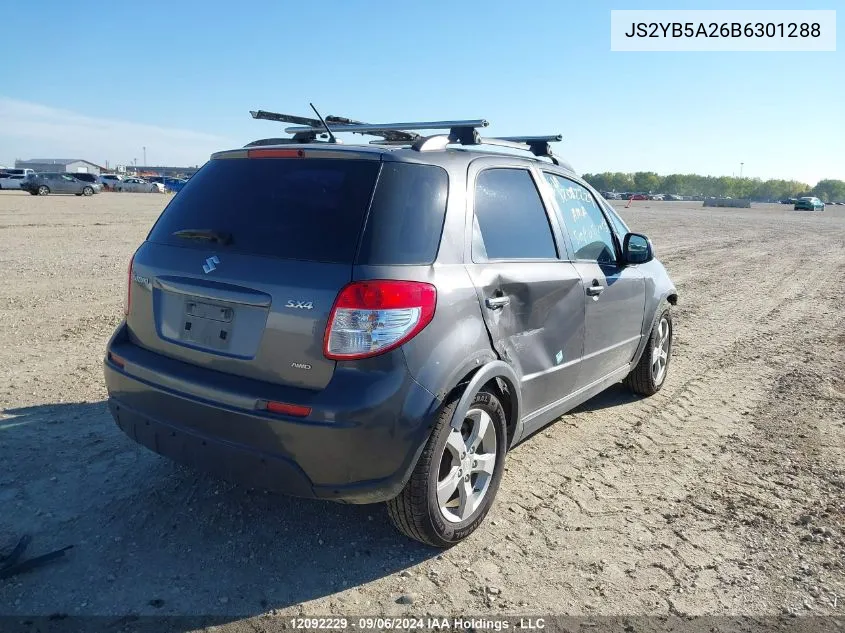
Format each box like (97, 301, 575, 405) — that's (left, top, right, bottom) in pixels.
(104, 324, 441, 504)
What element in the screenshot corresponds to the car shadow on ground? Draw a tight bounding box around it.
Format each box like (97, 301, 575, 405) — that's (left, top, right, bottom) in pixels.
(0, 402, 437, 620)
(569, 382, 641, 414)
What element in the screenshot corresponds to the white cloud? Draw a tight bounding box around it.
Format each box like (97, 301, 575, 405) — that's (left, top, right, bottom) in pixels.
(0, 97, 236, 168)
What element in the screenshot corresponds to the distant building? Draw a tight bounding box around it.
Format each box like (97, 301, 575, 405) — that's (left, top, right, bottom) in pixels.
(14, 158, 103, 176)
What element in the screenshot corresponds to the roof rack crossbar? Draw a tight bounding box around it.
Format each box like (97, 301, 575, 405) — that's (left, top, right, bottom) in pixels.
(400, 133, 563, 166)
(283, 119, 488, 135)
(250, 110, 323, 127)
(496, 135, 563, 143)
(249, 108, 567, 167)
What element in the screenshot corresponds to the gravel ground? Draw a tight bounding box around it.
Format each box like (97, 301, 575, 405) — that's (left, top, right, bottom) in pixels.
(0, 191, 842, 622)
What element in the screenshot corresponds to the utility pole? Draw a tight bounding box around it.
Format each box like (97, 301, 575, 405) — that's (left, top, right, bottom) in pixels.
(740, 162, 744, 179)
(143, 146, 146, 168)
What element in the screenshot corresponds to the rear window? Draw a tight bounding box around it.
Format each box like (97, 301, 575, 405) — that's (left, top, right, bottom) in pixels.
(356, 162, 448, 265)
(147, 158, 381, 263)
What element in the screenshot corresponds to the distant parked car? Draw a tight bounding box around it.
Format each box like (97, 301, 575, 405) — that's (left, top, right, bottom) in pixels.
(0, 172, 27, 190)
(21, 173, 98, 196)
(69, 172, 103, 192)
(629, 194, 648, 201)
(794, 196, 824, 211)
(648, 194, 664, 201)
(0, 168, 37, 189)
(117, 177, 163, 193)
(99, 174, 125, 191)
(147, 176, 188, 193)
(665, 194, 683, 201)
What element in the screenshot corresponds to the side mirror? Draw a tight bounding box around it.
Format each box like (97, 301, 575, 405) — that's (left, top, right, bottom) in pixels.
(623, 232, 654, 265)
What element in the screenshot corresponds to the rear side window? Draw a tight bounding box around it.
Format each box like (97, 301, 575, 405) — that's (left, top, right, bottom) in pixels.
(147, 158, 380, 263)
(356, 163, 448, 265)
(472, 168, 557, 261)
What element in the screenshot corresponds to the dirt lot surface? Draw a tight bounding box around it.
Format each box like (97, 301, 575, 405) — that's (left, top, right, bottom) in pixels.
(1, 191, 843, 622)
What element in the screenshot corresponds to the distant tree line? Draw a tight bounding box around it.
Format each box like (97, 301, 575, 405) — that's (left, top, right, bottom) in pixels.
(581, 172, 845, 202)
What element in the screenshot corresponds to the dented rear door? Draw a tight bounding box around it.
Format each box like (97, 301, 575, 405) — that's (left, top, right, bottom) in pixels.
(463, 162, 585, 416)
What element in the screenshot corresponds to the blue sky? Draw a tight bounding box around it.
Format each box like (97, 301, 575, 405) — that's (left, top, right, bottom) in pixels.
(0, 0, 840, 184)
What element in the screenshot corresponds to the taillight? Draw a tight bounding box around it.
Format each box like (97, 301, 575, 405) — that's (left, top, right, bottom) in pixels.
(324, 280, 436, 360)
(124, 252, 135, 316)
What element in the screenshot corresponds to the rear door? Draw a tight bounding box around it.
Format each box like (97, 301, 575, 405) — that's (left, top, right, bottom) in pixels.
(542, 172, 646, 387)
(126, 153, 382, 390)
(464, 163, 585, 416)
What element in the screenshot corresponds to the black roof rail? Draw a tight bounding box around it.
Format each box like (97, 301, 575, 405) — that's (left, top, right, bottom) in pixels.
(249, 108, 565, 165)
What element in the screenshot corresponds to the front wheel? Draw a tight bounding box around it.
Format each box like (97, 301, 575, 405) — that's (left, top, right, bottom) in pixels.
(625, 308, 673, 396)
(37, 186, 50, 196)
(386, 389, 508, 547)
(82, 186, 94, 196)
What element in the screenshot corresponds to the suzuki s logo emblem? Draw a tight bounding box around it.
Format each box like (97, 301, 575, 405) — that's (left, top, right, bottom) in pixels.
(202, 256, 220, 274)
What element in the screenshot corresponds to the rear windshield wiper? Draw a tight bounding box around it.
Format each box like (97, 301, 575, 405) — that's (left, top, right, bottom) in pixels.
(171, 229, 233, 245)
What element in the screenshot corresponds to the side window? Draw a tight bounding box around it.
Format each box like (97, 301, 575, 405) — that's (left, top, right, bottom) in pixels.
(472, 168, 557, 261)
(357, 163, 448, 265)
(61, 175, 75, 181)
(543, 173, 616, 264)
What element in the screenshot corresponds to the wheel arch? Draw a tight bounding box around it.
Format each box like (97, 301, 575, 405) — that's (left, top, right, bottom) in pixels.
(449, 360, 521, 449)
(632, 288, 677, 367)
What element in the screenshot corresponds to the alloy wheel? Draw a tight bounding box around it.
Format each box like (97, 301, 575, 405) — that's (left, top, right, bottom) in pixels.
(437, 407, 497, 523)
(652, 317, 671, 385)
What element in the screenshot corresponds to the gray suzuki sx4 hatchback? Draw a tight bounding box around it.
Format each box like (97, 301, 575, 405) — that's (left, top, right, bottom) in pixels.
(104, 114, 677, 546)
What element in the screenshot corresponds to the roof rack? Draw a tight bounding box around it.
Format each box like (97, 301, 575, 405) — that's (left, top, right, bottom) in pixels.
(248, 109, 564, 165)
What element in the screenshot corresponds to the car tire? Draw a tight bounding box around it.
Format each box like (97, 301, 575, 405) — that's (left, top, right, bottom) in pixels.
(625, 308, 673, 396)
(82, 186, 93, 196)
(386, 389, 507, 547)
(37, 186, 49, 196)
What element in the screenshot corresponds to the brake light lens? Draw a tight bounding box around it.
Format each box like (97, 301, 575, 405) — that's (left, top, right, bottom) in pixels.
(124, 252, 135, 316)
(265, 401, 311, 417)
(324, 280, 437, 360)
(247, 148, 304, 159)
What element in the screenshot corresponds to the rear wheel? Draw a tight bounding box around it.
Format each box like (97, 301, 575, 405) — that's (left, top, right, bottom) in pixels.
(82, 186, 93, 196)
(625, 308, 672, 396)
(37, 185, 49, 196)
(386, 389, 507, 547)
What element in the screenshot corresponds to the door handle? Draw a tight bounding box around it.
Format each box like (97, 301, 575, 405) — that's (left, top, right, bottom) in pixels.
(485, 295, 510, 309)
(586, 284, 605, 296)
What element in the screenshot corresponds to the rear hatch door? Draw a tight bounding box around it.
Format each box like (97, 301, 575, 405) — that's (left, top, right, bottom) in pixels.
(126, 151, 382, 390)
